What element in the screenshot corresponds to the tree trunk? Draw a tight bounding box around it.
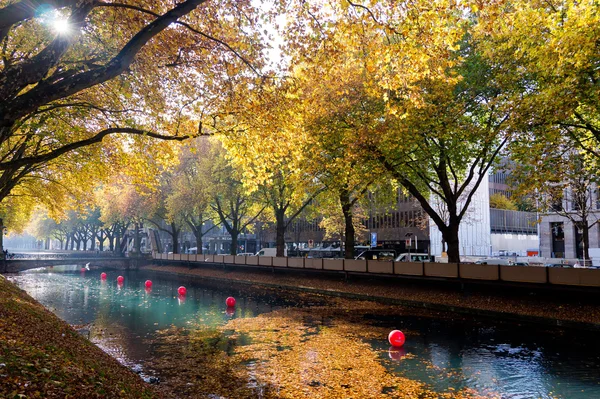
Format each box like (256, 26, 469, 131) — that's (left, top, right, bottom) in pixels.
(196, 234, 203, 255)
(0, 217, 3, 255)
(98, 231, 105, 251)
(442, 223, 460, 263)
(133, 222, 141, 254)
(583, 222, 590, 263)
(115, 232, 121, 255)
(171, 222, 180, 254)
(230, 231, 239, 255)
(275, 209, 286, 257)
(340, 191, 355, 259)
(89, 228, 96, 250)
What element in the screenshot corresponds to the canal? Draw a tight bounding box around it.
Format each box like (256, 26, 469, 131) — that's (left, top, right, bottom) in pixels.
(8, 265, 600, 398)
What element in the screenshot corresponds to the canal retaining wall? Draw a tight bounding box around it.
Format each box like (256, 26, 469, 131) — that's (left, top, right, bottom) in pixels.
(150, 252, 600, 290)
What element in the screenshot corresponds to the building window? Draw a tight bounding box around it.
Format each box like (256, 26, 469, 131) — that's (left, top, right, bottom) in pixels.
(551, 222, 565, 258)
(550, 192, 563, 212)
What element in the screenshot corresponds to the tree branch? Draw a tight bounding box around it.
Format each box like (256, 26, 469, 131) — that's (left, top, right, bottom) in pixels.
(0, 127, 192, 170)
(2, 0, 208, 124)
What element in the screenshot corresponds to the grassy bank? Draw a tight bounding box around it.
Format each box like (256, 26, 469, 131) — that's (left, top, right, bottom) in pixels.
(0, 274, 160, 399)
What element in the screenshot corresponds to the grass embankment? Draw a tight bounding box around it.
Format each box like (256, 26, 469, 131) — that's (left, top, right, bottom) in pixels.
(0, 274, 160, 399)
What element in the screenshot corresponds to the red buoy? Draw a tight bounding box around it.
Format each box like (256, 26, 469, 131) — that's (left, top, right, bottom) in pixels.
(117, 275, 124, 284)
(100, 272, 107, 280)
(226, 297, 236, 307)
(388, 330, 406, 347)
(145, 280, 152, 288)
(178, 286, 187, 296)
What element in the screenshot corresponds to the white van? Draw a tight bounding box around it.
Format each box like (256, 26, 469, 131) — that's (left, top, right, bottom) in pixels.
(394, 253, 434, 262)
(475, 258, 514, 265)
(255, 248, 287, 257)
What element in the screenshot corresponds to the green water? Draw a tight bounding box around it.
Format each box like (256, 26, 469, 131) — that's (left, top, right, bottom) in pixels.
(10, 265, 600, 398)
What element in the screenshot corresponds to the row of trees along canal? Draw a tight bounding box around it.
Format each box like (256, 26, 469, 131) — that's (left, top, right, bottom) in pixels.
(1, 1, 600, 262)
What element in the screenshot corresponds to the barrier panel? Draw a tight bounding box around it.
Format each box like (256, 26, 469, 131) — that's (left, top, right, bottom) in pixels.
(323, 259, 344, 271)
(234, 256, 246, 265)
(288, 258, 304, 269)
(246, 256, 259, 265)
(214, 255, 225, 263)
(500, 265, 546, 283)
(394, 262, 423, 276)
(578, 269, 600, 287)
(223, 255, 234, 264)
(548, 268, 600, 287)
(548, 268, 579, 286)
(460, 263, 499, 280)
(167, 254, 174, 261)
(203, 255, 214, 263)
(424, 262, 458, 278)
(368, 260, 393, 274)
(344, 259, 367, 273)
(272, 257, 287, 267)
(305, 258, 323, 270)
(258, 256, 272, 266)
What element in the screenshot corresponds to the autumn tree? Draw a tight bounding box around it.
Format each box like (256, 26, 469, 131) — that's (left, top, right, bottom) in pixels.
(209, 140, 264, 255)
(221, 81, 324, 257)
(475, 0, 600, 160)
(510, 133, 600, 262)
(165, 139, 218, 254)
(277, 1, 516, 262)
(0, 0, 266, 235)
(294, 34, 389, 258)
(489, 194, 517, 211)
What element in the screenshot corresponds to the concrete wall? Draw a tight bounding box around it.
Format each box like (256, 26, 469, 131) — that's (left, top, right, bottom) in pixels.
(145, 252, 600, 288)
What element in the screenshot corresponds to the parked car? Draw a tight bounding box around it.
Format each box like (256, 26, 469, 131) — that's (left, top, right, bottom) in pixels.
(475, 258, 514, 266)
(256, 248, 287, 257)
(394, 253, 434, 262)
(355, 249, 397, 261)
(544, 263, 572, 268)
(236, 252, 255, 256)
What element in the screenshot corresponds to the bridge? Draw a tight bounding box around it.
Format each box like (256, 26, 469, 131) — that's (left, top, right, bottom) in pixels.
(1, 257, 133, 273)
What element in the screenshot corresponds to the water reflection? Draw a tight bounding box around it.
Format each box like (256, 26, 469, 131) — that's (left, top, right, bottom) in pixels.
(10, 265, 600, 399)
